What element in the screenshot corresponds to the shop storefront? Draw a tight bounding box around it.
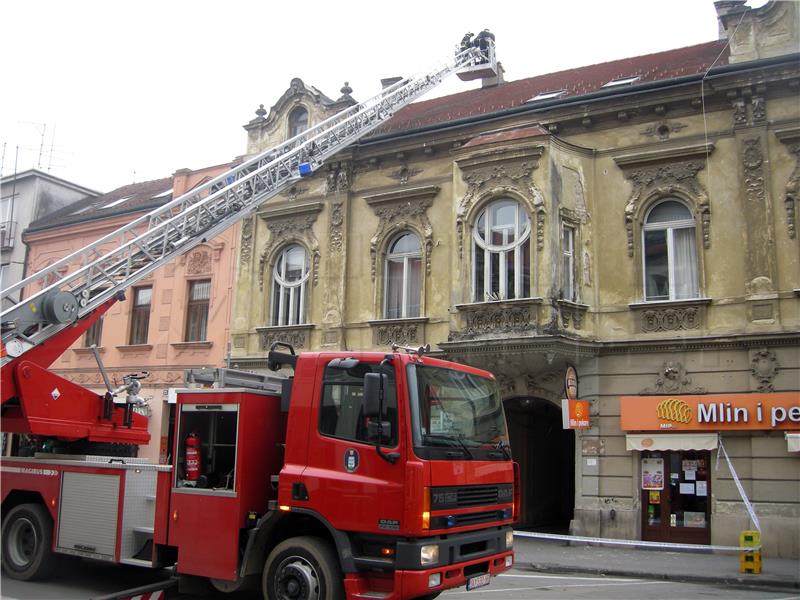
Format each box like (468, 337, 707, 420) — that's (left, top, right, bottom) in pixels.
(620, 393, 800, 546)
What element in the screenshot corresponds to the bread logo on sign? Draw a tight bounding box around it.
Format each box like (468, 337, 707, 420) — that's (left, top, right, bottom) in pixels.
(656, 397, 692, 424)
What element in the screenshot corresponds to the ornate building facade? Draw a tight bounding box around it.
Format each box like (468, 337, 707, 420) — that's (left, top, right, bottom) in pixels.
(230, 2, 799, 557)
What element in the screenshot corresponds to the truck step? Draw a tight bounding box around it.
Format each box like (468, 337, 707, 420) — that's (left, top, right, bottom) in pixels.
(352, 594, 389, 599)
(119, 557, 154, 567)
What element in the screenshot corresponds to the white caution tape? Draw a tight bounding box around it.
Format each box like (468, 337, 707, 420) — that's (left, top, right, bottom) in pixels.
(717, 439, 761, 532)
(514, 530, 760, 553)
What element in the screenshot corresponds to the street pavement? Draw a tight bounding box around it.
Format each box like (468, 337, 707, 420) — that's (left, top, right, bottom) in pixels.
(512, 533, 800, 592)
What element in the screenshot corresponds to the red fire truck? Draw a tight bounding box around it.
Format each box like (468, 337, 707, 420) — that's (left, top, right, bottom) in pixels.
(0, 35, 516, 600)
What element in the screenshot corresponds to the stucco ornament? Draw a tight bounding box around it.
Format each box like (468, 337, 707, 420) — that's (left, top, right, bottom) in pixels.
(784, 142, 799, 239)
(640, 361, 706, 395)
(623, 161, 710, 257)
(750, 348, 779, 392)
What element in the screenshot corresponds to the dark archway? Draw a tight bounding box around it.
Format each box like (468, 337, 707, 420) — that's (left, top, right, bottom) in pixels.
(505, 397, 574, 532)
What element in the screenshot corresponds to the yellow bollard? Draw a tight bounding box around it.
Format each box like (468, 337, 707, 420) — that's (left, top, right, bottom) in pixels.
(739, 530, 761, 574)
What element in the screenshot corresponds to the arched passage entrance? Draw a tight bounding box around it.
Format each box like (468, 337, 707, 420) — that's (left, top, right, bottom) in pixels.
(505, 397, 574, 531)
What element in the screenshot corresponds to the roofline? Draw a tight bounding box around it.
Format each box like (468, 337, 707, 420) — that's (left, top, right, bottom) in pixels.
(0, 168, 101, 197)
(360, 52, 800, 147)
(25, 199, 167, 234)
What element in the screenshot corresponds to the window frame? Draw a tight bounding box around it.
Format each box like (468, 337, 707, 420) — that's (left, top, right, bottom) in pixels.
(270, 244, 310, 326)
(562, 224, 576, 302)
(383, 231, 422, 319)
(288, 106, 309, 139)
(184, 279, 211, 342)
(84, 316, 104, 348)
(129, 285, 152, 345)
(641, 199, 699, 302)
(471, 198, 531, 302)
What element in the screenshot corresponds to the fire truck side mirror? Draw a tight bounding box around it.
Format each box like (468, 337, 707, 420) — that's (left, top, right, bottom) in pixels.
(364, 372, 387, 418)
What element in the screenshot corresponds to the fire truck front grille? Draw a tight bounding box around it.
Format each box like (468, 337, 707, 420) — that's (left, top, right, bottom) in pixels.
(430, 484, 512, 510)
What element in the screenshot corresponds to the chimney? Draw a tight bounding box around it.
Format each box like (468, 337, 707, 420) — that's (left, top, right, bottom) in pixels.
(482, 62, 505, 89)
(715, 0, 799, 64)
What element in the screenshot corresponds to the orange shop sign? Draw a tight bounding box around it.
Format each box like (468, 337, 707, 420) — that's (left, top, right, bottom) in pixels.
(620, 393, 800, 432)
(562, 399, 591, 429)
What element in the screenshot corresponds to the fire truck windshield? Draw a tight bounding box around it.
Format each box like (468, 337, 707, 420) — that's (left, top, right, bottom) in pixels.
(406, 364, 510, 461)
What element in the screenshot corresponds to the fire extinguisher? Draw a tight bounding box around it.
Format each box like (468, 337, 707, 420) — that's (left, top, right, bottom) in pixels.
(185, 432, 201, 482)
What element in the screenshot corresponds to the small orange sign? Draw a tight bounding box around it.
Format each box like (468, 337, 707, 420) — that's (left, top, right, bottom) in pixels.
(620, 393, 800, 432)
(562, 399, 590, 429)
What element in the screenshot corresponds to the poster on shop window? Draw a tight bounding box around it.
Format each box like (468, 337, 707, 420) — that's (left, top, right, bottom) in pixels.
(641, 457, 664, 490)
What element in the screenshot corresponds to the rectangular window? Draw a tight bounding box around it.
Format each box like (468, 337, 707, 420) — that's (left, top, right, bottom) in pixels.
(319, 362, 397, 446)
(185, 279, 211, 342)
(129, 286, 152, 345)
(562, 225, 575, 301)
(84, 317, 103, 347)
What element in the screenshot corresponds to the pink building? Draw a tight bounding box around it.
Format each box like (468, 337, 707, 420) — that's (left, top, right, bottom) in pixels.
(23, 162, 239, 462)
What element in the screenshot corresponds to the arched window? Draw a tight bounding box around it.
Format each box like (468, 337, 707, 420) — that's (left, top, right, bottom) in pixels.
(472, 199, 531, 302)
(271, 244, 310, 325)
(643, 200, 698, 301)
(385, 232, 422, 319)
(288, 107, 309, 138)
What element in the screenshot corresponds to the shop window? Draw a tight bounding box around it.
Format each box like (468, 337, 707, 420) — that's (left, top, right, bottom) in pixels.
(175, 404, 238, 491)
(84, 316, 103, 347)
(271, 244, 310, 326)
(384, 232, 422, 319)
(185, 279, 210, 342)
(129, 286, 152, 345)
(472, 198, 531, 302)
(288, 107, 309, 138)
(642, 200, 698, 301)
(319, 362, 397, 446)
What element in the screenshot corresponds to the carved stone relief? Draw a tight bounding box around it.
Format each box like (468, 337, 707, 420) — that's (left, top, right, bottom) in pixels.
(186, 249, 211, 274)
(750, 348, 779, 392)
(373, 321, 422, 346)
(777, 134, 800, 240)
(449, 300, 539, 341)
(239, 217, 254, 266)
(638, 305, 704, 332)
(258, 326, 310, 350)
(640, 361, 706, 395)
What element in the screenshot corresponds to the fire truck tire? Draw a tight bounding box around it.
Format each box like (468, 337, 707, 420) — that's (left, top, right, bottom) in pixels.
(263, 536, 344, 600)
(1, 503, 58, 581)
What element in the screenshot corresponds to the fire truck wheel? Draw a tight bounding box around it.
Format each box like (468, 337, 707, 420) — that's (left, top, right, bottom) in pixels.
(263, 536, 344, 600)
(1, 503, 58, 581)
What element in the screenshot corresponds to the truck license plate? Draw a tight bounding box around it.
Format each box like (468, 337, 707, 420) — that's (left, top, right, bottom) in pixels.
(466, 573, 491, 591)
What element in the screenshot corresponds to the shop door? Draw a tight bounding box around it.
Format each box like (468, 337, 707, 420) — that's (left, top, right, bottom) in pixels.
(641, 450, 710, 545)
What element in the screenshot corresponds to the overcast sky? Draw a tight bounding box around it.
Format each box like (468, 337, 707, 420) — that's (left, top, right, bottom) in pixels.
(1, 0, 752, 194)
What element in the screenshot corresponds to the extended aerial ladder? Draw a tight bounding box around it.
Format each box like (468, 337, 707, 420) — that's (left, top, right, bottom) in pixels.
(0, 37, 497, 444)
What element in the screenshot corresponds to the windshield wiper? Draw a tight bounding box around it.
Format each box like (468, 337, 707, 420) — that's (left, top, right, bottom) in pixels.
(422, 433, 474, 460)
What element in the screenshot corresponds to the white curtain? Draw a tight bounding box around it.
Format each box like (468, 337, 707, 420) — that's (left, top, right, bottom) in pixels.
(672, 227, 698, 299)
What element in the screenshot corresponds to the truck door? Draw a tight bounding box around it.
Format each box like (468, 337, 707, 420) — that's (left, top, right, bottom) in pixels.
(302, 359, 406, 536)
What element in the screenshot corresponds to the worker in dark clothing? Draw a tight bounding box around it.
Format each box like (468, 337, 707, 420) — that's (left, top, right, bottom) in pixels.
(474, 29, 495, 63)
(460, 32, 474, 52)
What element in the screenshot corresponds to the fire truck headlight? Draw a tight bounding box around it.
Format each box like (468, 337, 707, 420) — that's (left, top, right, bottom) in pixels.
(420, 544, 439, 566)
(506, 530, 514, 549)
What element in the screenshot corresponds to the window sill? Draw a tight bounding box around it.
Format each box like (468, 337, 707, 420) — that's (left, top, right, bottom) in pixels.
(72, 347, 105, 355)
(629, 298, 712, 309)
(454, 297, 543, 311)
(170, 341, 213, 350)
(116, 344, 153, 352)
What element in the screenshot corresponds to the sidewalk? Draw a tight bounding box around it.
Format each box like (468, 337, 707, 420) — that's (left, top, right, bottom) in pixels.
(512, 535, 800, 591)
